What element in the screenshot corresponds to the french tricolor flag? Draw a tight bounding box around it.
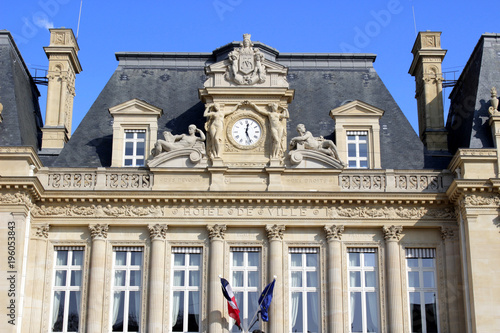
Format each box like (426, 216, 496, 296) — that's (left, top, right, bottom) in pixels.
(220, 277, 242, 330)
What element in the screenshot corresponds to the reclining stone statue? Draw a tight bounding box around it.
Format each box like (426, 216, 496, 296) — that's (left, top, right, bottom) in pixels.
(289, 123, 341, 161)
(151, 124, 205, 157)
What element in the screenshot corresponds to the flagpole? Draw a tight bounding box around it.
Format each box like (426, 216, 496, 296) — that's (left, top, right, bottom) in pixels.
(247, 276, 277, 332)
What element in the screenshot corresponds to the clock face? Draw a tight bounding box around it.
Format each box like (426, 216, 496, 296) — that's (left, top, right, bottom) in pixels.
(231, 118, 262, 146)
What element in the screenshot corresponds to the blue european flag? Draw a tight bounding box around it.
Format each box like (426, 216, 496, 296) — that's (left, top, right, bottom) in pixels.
(258, 279, 275, 322)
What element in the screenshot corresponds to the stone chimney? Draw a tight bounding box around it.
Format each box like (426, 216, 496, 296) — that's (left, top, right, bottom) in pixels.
(41, 28, 82, 150)
(409, 31, 447, 151)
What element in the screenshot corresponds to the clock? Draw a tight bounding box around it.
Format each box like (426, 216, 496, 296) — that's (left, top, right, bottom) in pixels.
(231, 118, 262, 146)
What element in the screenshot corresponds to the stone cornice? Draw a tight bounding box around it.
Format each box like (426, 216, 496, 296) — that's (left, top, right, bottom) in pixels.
(446, 179, 500, 203)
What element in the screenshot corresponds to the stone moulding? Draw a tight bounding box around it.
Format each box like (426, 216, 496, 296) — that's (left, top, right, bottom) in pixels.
(288, 149, 344, 169)
(147, 147, 207, 168)
(464, 194, 500, 207)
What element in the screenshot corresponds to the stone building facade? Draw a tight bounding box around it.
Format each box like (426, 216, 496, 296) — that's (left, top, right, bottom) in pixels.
(0, 29, 499, 333)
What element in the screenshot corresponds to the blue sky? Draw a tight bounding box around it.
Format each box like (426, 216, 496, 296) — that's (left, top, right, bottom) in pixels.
(1, 0, 496, 134)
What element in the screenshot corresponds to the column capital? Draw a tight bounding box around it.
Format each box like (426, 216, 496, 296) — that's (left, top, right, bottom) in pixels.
(35, 224, 50, 239)
(441, 226, 457, 241)
(266, 224, 285, 241)
(383, 225, 403, 241)
(148, 224, 168, 240)
(207, 224, 226, 240)
(89, 224, 109, 240)
(324, 224, 344, 241)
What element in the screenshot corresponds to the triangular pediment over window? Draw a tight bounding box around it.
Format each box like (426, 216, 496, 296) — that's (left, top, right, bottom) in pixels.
(109, 98, 163, 116)
(329, 100, 384, 117)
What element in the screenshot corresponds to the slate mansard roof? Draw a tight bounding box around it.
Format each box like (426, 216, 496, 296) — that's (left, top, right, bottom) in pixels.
(51, 39, 427, 169)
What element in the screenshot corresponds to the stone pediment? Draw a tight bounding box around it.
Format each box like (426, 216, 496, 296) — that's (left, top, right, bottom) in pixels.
(329, 100, 384, 117)
(108, 98, 163, 116)
(288, 149, 344, 169)
(147, 146, 207, 168)
(203, 34, 289, 88)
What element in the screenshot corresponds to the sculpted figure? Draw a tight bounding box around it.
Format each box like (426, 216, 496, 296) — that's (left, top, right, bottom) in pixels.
(250, 102, 289, 158)
(204, 103, 235, 159)
(225, 34, 266, 85)
(290, 124, 341, 160)
(489, 86, 499, 115)
(152, 124, 205, 156)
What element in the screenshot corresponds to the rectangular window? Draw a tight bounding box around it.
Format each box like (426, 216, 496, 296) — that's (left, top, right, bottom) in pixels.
(123, 130, 146, 167)
(289, 248, 320, 333)
(346, 131, 368, 169)
(111, 247, 143, 332)
(347, 248, 379, 333)
(171, 247, 202, 333)
(406, 248, 439, 333)
(230, 247, 261, 332)
(50, 246, 84, 333)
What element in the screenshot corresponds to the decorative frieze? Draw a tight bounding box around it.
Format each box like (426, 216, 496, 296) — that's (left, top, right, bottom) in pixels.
(383, 225, 403, 241)
(47, 172, 96, 189)
(340, 171, 448, 192)
(207, 224, 226, 240)
(106, 173, 152, 189)
(329, 206, 455, 219)
(89, 224, 108, 240)
(35, 224, 50, 239)
(324, 224, 344, 241)
(340, 175, 385, 190)
(0, 192, 33, 207)
(32, 204, 164, 217)
(394, 174, 442, 191)
(148, 224, 168, 240)
(464, 194, 500, 207)
(266, 224, 285, 240)
(441, 226, 457, 240)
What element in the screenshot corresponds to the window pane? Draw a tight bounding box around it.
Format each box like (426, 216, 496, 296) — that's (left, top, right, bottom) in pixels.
(348, 143, 357, 157)
(290, 253, 301, 267)
(173, 271, 185, 286)
(248, 271, 258, 287)
(248, 291, 259, 329)
(189, 270, 200, 286)
(409, 292, 422, 333)
(291, 292, 303, 332)
(360, 160, 368, 168)
(115, 252, 126, 266)
(137, 132, 145, 139)
(359, 143, 368, 157)
(347, 135, 355, 140)
(131, 252, 142, 266)
(130, 270, 142, 287)
(349, 160, 357, 167)
(306, 271, 318, 287)
(125, 142, 134, 155)
(124, 159, 133, 166)
(407, 258, 419, 267)
(232, 252, 243, 266)
(349, 253, 360, 267)
(136, 141, 145, 155)
(114, 270, 126, 286)
(174, 253, 185, 266)
(425, 292, 438, 333)
(52, 291, 65, 332)
(423, 271, 435, 288)
(70, 270, 82, 286)
(128, 291, 140, 332)
(350, 292, 362, 332)
(366, 292, 379, 332)
(307, 292, 320, 332)
(67, 291, 81, 332)
(189, 253, 201, 266)
(365, 271, 376, 288)
(422, 258, 435, 268)
(112, 291, 125, 332)
(136, 159, 144, 167)
(364, 253, 376, 267)
(306, 253, 317, 267)
(232, 271, 244, 287)
(55, 270, 67, 286)
(172, 291, 184, 332)
(188, 291, 200, 332)
(248, 252, 259, 267)
(408, 271, 420, 288)
(291, 271, 302, 287)
(72, 251, 83, 266)
(56, 251, 68, 266)
(125, 132, 134, 139)
(350, 271, 361, 288)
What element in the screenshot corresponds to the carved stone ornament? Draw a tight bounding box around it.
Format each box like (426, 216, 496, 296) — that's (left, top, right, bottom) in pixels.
(441, 226, 457, 240)
(0, 101, 3, 123)
(0, 192, 34, 207)
(35, 224, 50, 239)
(324, 225, 344, 241)
(32, 204, 164, 218)
(89, 224, 109, 240)
(383, 225, 403, 241)
(148, 224, 168, 240)
(329, 206, 455, 220)
(464, 194, 500, 207)
(225, 34, 267, 85)
(266, 224, 285, 240)
(489, 87, 500, 115)
(207, 224, 226, 240)
(149, 124, 206, 160)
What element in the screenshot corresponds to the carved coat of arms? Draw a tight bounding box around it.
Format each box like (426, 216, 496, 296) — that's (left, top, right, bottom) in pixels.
(225, 34, 267, 85)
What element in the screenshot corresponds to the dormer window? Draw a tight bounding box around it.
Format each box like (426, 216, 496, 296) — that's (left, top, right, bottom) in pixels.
(347, 131, 368, 168)
(124, 130, 146, 167)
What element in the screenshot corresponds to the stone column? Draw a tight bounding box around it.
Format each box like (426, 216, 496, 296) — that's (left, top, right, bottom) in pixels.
(86, 224, 108, 333)
(266, 224, 285, 333)
(383, 225, 404, 333)
(147, 224, 168, 333)
(207, 224, 226, 333)
(29, 224, 50, 332)
(324, 225, 344, 333)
